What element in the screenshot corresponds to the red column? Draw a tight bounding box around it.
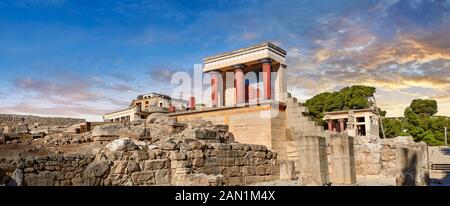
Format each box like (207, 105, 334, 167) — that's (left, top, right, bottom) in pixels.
(210, 72, 218, 107)
(261, 59, 272, 99)
(328, 121, 333, 132)
(189, 97, 196, 110)
(168, 105, 176, 113)
(234, 65, 245, 105)
(339, 118, 345, 133)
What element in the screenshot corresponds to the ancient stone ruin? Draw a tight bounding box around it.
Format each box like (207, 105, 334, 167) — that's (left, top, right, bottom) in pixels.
(0, 112, 431, 186)
(0, 114, 280, 186)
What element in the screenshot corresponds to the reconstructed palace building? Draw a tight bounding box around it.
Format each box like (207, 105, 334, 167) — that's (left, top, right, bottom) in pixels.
(103, 92, 187, 123)
(104, 42, 383, 185)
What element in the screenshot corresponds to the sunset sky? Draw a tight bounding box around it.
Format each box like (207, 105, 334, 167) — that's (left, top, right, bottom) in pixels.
(0, 0, 449, 121)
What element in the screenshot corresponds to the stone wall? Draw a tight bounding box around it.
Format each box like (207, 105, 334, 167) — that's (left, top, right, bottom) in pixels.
(171, 104, 281, 153)
(327, 134, 356, 185)
(0, 114, 85, 135)
(0, 140, 279, 186)
(286, 136, 330, 185)
(172, 105, 357, 186)
(0, 116, 280, 186)
(354, 136, 429, 186)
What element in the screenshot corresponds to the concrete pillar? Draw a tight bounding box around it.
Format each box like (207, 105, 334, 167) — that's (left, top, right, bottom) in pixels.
(210, 72, 218, 107)
(339, 118, 345, 133)
(261, 59, 272, 99)
(234, 65, 245, 105)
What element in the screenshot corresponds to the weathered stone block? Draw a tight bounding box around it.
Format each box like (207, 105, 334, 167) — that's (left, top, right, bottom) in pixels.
(131, 150, 148, 161)
(126, 161, 140, 173)
(256, 166, 266, 175)
(243, 166, 256, 176)
(197, 166, 220, 174)
(147, 150, 156, 160)
(170, 160, 191, 169)
(264, 175, 279, 182)
(204, 157, 219, 166)
(92, 124, 122, 138)
(242, 144, 251, 151)
(266, 166, 279, 175)
(221, 166, 242, 177)
(83, 160, 110, 178)
(280, 160, 295, 180)
(230, 143, 243, 150)
(254, 152, 267, 159)
(24, 171, 59, 186)
(191, 150, 204, 158)
(250, 144, 267, 152)
(244, 151, 254, 158)
(189, 140, 204, 150)
(131, 171, 155, 185)
(155, 169, 170, 185)
(24, 158, 35, 168)
(144, 159, 169, 170)
(225, 176, 243, 186)
(235, 157, 250, 166)
(266, 151, 273, 159)
(192, 158, 204, 167)
(160, 141, 177, 150)
(250, 158, 266, 166)
(170, 151, 187, 160)
(244, 176, 265, 185)
(237, 150, 246, 157)
(212, 143, 231, 150)
(111, 161, 127, 174)
(64, 171, 75, 179)
(218, 158, 235, 166)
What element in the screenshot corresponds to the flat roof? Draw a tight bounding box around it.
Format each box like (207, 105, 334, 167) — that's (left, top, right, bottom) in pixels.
(203, 41, 286, 61)
(323, 108, 378, 115)
(202, 41, 287, 72)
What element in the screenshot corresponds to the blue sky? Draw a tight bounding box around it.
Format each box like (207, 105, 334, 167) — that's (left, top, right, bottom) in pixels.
(0, 0, 449, 121)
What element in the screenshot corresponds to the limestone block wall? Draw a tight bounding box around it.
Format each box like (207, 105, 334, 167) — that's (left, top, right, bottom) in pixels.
(327, 134, 356, 184)
(0, 141, 279, 186)
(270, 110, 288, 160)
(0, 114, 85, 135)
(286, 136, 330, 185)
(0, 114, 84, 129)
(354, 136, 429, 186)
(172, 104, 282, 151)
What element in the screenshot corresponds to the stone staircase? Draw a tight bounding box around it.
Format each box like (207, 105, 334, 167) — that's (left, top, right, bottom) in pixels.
(284, 92, 325, 138)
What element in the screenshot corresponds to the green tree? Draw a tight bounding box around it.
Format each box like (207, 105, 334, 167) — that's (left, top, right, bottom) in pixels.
(409, 99, 438, 116)
(398, 99, 449, 145)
